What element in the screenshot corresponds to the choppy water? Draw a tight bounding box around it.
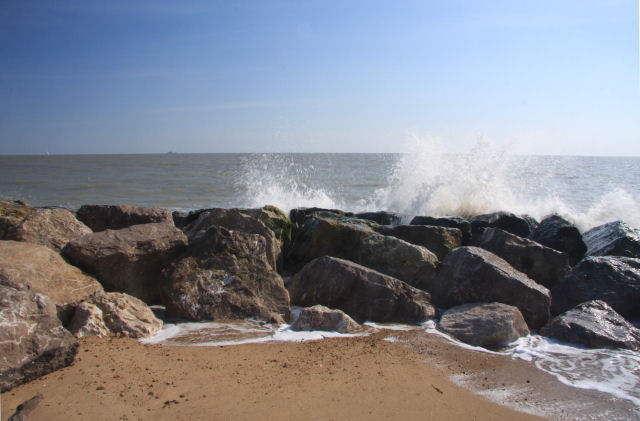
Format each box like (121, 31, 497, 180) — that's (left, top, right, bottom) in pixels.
(1, 138, 639, 230)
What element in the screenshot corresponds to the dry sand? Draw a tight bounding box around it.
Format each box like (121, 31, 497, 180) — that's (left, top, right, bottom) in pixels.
(2, 329, 636, 421)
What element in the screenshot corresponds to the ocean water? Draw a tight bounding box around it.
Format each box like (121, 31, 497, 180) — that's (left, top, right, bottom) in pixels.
(1, 138, 639, 230)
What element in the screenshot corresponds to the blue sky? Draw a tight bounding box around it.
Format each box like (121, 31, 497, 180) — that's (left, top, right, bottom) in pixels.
(0, 0, 638, 155)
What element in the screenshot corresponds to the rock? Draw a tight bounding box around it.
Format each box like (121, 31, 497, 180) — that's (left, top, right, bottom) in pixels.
(529, 215, 586, 265)
(91, 292, 162, 338)
(375, 224, 463, 260)
(161, 226, 290, 324)
(583, 220, 640, 258)
(290, 305, 361, 333)
(184, 208, 281, 271)
(0, 241, 104, 323)
(541, 300, 640, 351)
(432, 247, 551, 329)
(241, 205, 293, 252)
(289, 207, 354, 226)
(0, 285, 78, 392)
(410, 216, 472, 245)
(76, 204, 174, 232)
(61, 223, 188, 304)
(469, 211, 535, 239)
(551, 256, 640, 319)
(7, 394, 44, 421)
(0, 200, 33, 239)
(68, 301, 110, 338)
(473, 228, 570, 288)
(438, 302, 530, 348)
(289, 215, 438, 291)
(288, 256, 436, 324)
(7, 208, 92, 251)
(355, 211, 402, 226)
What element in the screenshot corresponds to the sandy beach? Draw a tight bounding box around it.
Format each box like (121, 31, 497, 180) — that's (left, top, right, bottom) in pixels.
(4, 327, 637, 421)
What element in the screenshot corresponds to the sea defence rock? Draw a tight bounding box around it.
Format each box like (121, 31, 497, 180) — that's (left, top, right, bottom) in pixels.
(76, 204, 174, 232)
(241, 205, 293, 255)
(288, 256, 435, 324)
(0, 285, 78, 392)
(289, 207, 355, 226)
(289, 214, 438, 291)
(551, 256, 640, 319)
(541, 300, 640, 351)
(161, 226, 290, 324)
(290, 305, 361, 333)
(68, 301, 110, 338)
(469, 211, 536, 240)
(0, 240, 104, 322)
(61, 223, 188, 304)
(375, 224, 462, 260)
(473, 228, 570, 288)
(7, 208, 92, 251)
(355, 211, 402, 226)
(410, 215, 472, 245)
(0, 200, 34, 240)
(183, 208, 281, 271)
(6, 394, 44, 421)
(583, 220, 640, 258)
(432, 247, 551, 329)
(438, 302, 530, 348)
(529, 215, 586, 265)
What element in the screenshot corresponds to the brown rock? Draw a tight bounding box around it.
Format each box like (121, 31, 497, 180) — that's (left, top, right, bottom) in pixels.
(92, 292, 162, 338)
(161, 226, 290, 324)
(61, 223, 188, 304)
(376, 224, 462, 260)
(438, 302, 530, 348)
(184, 208, 281, 271)
(7, 394, 44, 421)
(76, 204, 173, 232)
(432, 247, 551, 329)
(68, 301, 110, 338)
(0, 200, 33, 239)
(0, 241, 103, 322)
(0, 285, 78, 392)
(288, 256, 436, 324)
(8, 208, 92, 251)
(290, 305, 361, 333)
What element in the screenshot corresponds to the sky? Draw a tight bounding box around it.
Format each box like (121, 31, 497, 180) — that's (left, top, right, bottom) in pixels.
(0, 0, 638, 155)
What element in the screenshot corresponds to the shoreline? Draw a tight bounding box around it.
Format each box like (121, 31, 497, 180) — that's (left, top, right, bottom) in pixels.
(3, 329, 637, 421)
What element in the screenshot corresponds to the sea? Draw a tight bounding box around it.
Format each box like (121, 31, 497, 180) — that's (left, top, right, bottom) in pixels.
(1, 138, 639, 417)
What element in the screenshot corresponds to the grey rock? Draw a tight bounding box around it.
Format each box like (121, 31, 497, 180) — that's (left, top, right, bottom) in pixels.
(541, 300, 640, 351)
(288, 256, 435, 324)
(583, 220, 640, 258)
(551, 256, 640, 319)
(376, 224, 462, 260)
(469, 211, 536, 240)
(290, 305, 361, 333)
(473, 227, 570, 288)
(355, 211, 402, 226)
(529, 215, 586, 265)
(438, 302, 530, 348)
(7, 394, 44, 421)
(76, 204, 173, 232)
(432, 247, 551, 329)
(410, 215, 472, 245)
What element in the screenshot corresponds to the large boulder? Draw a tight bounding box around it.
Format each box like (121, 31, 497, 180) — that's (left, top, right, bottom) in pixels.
(376, 224, 462, 260)
(0, 200, 33, 239)
(432, 247, 551, 329)
(61, 223, 188, 304)
(290, 305, 361, 333)
(0, 241, 103, 322)
(355, 211, 402, 226)
(583, 220, 640, 258)
(7, 208, 92, 251)
(551, 256, 640, 319)
(469, 211, 536, 240)
(541, 300, 640, 351)
(241, 205, 293, 253)
(529, 215, 586, 265)
(473, 228, 570, 288)
(289, 215, 438, 291)
(438, 302, 530, 348)
(76, 204, 173, 232)
(410, 215, 472, 245)
(69, 292, 163, 339)
(161, 226, 290, 324)
(183, 208, 281, 271)
(289, 207, 355, 226)
(0, 285, 78, 392)
(288, 256, 436, 324)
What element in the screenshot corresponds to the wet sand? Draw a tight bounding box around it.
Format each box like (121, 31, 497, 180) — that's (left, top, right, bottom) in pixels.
(1, 330, 636, 421)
